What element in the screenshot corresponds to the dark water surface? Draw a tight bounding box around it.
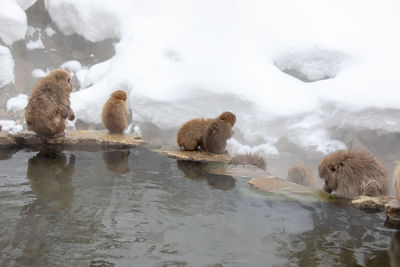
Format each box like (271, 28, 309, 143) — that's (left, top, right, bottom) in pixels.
(0, 147, 396, 266)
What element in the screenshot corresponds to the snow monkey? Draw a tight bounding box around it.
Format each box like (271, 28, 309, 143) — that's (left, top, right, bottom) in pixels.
(101, 90, 129, 134)
(202, 111, 236, 154)
(318, 150, 389, 199)
(230, 153, 267, 170)
(25, 69, 75, 139)
(287, 165, 316, 187)
(177, 118, 213, 151)
(394, 162, 400, 203)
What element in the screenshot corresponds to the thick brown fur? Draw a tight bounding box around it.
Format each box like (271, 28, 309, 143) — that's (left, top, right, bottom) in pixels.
(177, 118, 213, 150)
(230, 153, 267, 170)
(318, 149, 389, 199)
(202, 111, 236, 154)
(287, 165, 316, 187)
(394, 162, 400, 203)
(101, 90, 129, 134)
(25, 69, 75, 138)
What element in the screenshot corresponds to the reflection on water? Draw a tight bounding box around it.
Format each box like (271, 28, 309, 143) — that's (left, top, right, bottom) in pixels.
(0, 147, 395, 266)
(27, 151, 76, 210)
(390, 231, 400, 267)
(177, 160, 236, 190)
(102, 149, 131, 176)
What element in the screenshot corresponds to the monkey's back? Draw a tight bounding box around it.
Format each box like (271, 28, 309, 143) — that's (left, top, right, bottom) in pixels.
(177, 118, 211, 150)
(25, 91, 65, 137)
(101, 98, 128, 134)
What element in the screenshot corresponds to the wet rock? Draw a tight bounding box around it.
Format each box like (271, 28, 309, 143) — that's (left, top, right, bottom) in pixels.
(0, 130, 145, 150)
(0, 131, 17, 148)
(157, 149, 231, 164)
(249, 177, 313, 194)
(386, 200, 400, 227)
(351, 195, 390, 211)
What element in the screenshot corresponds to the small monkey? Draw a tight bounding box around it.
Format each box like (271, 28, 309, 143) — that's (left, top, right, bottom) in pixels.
(202, 111, 236, 154)
(177, 118, 212, 151)
(101, 90, 129, 134)
(287, 165, 316, 187)
(25, 69, 75, 139)
(318, 150, 389, 199)
(230, 153, 267, 170)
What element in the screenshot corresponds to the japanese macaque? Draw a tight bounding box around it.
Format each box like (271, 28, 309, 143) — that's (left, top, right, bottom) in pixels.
(318, 150, 389, 199)
(230, 153, 267, 170)
(102, 149, 131, 176)
(287, 165, 316, 187)
(177, 118, 212, 151)
(25, 69, 75, 139)
(101, 90, 129, 134)
(394, 162, 400, 203)
(202, 111, 236, 154)
(27, 151, 75, 210)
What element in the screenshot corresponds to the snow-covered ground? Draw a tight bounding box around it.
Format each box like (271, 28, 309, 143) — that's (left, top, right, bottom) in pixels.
(1, 0, 400, 156)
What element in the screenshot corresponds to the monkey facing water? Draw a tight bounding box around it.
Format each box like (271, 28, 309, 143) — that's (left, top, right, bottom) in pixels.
(101, 90, 129, 134)
(25, 69, 75, 139)
(318, 150, 389, 199)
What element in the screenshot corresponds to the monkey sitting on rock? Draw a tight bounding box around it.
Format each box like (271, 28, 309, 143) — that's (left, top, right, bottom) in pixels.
(318, 149, 389, 199)
(25, 69, 75, 140)
(177, 111, 236, 154)
(102, 90, 129, 134)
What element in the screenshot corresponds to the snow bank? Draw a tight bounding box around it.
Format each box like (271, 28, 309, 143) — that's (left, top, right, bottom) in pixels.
(0, 0, 27, 45)
(0, 46, 14, 87)
(5, 0, 400, 155)
(0, 120, 23, 134)
(7, 94, 28, 112)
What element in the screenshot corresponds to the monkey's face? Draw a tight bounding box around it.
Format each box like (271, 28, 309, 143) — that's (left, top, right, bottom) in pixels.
(111, 90, 128, 101)
(67, 76, 72, 92)
(219, 111, 236, 126)
(319, 162, 339, 193)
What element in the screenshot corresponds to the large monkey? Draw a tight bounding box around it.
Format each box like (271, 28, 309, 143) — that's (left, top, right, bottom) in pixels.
(202, 111, 236, 154)
(318, 150, 389, 198)
(25, 69, 75, 139)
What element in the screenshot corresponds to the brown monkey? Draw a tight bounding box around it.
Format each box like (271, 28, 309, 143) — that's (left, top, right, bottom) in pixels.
(394, 162, 400, 203)
(318, 150, 389, 199)
(287, 165, 316, 187)
(202, 111, 236, 154)
(230, 153, 267, 170)
(177, 118, 212, 150)
(25, 69, 75, 139)
(101, 90, 129, 134)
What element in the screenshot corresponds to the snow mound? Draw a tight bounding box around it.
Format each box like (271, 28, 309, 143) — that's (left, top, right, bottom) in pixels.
(0, 46, 14, 87)
(0, 0, 27, 45)
(7, 94, 28, 112)
(274, 47, 348, 82)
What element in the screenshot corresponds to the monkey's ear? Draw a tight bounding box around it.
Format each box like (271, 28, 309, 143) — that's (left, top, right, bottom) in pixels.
(328, 164, 336, 173)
